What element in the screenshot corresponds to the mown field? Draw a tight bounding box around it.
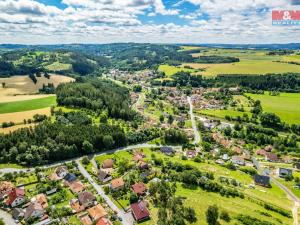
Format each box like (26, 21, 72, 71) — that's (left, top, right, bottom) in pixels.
(158, 64, 197, 77)
(0, 96, 56, 114)
(246, 92, 300, 124)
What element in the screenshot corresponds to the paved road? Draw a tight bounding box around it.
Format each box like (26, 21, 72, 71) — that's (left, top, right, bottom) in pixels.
(76, 160, 134, 225)
(0, 209, 17, 225)
(187, 96, 201, 145)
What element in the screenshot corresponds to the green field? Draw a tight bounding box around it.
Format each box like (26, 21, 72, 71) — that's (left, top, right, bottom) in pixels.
(246, 92, 300, 124)
(197, 109, 251, 119)
(45, 61, 72, 71)
(0, 96, 56, 114)
(158, 64, 197, 77)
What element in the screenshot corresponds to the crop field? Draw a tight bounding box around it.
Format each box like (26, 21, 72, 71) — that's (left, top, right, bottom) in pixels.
(246, 92, 300, 124)
(196, 109, 251, 119)
(0, 74, 74, 96)
(0, 96, 56, 114)
(0, 123, 37, 134)
(158, 64, 199, 77)
(45, 61, 72, 71)
(182, 60, 300, 77)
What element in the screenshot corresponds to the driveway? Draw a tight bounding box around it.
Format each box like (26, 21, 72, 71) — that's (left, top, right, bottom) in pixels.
(0, 209, 17, 225)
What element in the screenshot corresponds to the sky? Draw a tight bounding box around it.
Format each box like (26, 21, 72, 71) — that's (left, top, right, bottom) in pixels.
(0, 0, 300, 44)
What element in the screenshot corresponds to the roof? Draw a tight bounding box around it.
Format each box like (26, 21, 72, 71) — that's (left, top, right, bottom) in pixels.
(70, 199, 85, 213)
(131, 201, 150, 221)
(111, 178, 125, 189)
(160, 146, 173, 153)
(78, 192, 96, 205)
(254, 174, 270, 187)
(132, 183, 147, 195)
(102, 159, 114, 169)
(98, 170, 111, 181)
(265, 152, 278, 161)
(64, 173, 77, 182)
(0, 181, 14, 196)
(69, 181, 85, 193)
(6, 188, 25, 205)
(96, 218, 113, 225)
(12, 208, 24, 219)
(278, 168, 293, 174)
(24, 202, 44, 220)
(55, 166, 68, 175)
(80, 215, 92, 225)
(88, 204, 108, 221)
(35, 194, 48, 209)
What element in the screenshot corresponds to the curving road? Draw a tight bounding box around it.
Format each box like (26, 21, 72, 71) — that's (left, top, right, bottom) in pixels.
(187, 96, 201, 145)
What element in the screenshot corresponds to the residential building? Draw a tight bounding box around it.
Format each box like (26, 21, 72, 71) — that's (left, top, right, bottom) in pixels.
(186, 150, 197, 159)
(24, 202, 44, 221)
(277, 168, 293, 178)
(96, 218, 113, 225)
(254, 174, 270, 187)
(102, 159, 114, 169)
(80, 215, 92, 225)
(78, 192, 96, 208)
(6, 188, 25, 207)
(160, 147, 174, 156)
(12, 208, 24, 220)
(132, 183, 147, 196)
(0, 181, 14, 199)
(265, 153, 278, 162)
(70, 199, 85, 213)
(231, 156, 245, 166)
(55, 166, 68, 179)
(131, 201, 150, 222)
(88, 204, 108, 221)
(69, 181, 85, 194)
(110, 178, 125, 191)
(34, 194, 48, 209)
(98, 170, 112, 183)
(64, 173, 77, 183)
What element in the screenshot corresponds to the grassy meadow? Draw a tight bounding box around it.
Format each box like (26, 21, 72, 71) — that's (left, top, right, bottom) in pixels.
(0, 96, 56, 114)
(246, 92, 300, 124)
(158, 64, 197, 77)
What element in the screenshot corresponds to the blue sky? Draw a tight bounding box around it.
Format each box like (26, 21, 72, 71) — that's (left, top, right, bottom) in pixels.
(0, 0, 299, 44)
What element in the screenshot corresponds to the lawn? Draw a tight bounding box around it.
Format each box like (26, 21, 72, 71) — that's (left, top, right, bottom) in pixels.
(45, 61, 72, 71)
(0, 163, 24, 169)
(0, 96, 56, 114)
(196, 109, 251, 119)
(158, 64, 197, 77)
(183, 59, 300, 77)
(246, 92, 300, 124)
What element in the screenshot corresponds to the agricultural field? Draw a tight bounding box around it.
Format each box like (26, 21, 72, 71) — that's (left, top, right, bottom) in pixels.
(197, 109, 251, 119)
(246, 92, 300, 124)
(45, 61, 72, 71)
(182, 60, 300, 77)
(158, 64, 198, 77)
(0, 96, 56, 114)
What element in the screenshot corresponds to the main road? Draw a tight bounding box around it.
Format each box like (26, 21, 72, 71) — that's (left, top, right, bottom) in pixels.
(187, 96, 201, 145)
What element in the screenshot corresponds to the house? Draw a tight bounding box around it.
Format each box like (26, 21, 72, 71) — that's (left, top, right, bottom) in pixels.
(55, 166, 68, 179)
(232, 146, 242, 154)
(80, 215, 92, 225)
(215, 159, 225, 165)
(256, 149, 267, 156)
(0, 181, 14, 199)
(110, 178, 125, 191)
(78, 192, 96, 208)
(6, 188, 25, 207)
(45, 188, 57, 196)
(102, 159, 114, 169)
(88, 204, 108, 221)
(34, 194, 48, 209)
(96, 218, 113, 225)
(133, 151, 145, 162)
(131, 201, 150, 222)
(138, 161, 149, 170)
(24, 202, 44, 221)
(222, 154, 229, 161)
(98, 170, 112, 183)
(132, 183, 147, 196)
(186, 150, 197, 159)
(277, 168, 293, 178)
(69, 181, 85, 194)
(265, 153, 278, 162)
(160, 147, 174, 156)
(64, 173, 77, 183)
(295, 163, 300, 171)
(12, 208, 25, 220)
(231, 156, 245, 166)
(254, 174, 270, 187)
(70, 199, 85, 213)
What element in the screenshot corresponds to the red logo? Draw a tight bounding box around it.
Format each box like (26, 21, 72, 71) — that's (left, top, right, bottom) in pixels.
(272, 10, 300, 20)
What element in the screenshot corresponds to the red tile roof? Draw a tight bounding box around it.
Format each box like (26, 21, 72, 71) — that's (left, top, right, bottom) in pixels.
(111, 178, 124, 189)
(131, 183, 147, 195)
(6, 188, 25, 205)
(131, 201, 150, 221)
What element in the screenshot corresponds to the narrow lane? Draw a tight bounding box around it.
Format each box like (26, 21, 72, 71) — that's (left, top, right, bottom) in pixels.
(187, 96, 201, 145)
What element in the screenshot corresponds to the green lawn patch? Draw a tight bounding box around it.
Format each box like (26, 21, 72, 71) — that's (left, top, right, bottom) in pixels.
(197, 109, 251, 119)
(0, 96, 56, 114)
(0, 163, 24, 169)
(246, 92, 300, 124)
(158, 64, 196, 77)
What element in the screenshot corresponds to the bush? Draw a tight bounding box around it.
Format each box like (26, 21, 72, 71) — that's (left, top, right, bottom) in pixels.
(220, 210, 230, 222)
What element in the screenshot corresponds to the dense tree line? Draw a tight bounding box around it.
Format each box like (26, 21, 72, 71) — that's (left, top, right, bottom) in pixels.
(195, 55, 239, 64)
(56, 79, 135, 120)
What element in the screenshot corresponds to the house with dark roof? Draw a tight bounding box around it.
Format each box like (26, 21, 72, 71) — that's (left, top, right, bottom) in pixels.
(132, 183, 147, 196)
(265, 153, 278, 162)
(6, 188, 25, 207)
(160, 147, 174, 156)
(131, 201, 150, 222)
(98, 170, 112, 183)
(12, 208, 24, 220)
(254, 174, 270, 187)
(64, 173, 77, 183)
(78, 191, 96, 208)
(55, 166, 68, 179)
(277, 168, 293, 178)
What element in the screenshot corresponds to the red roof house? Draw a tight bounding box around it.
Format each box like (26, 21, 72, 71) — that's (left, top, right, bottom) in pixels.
(6, 188, 25, 207)
(131, 183, 147, 196)
(131, 201, 150, 222)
